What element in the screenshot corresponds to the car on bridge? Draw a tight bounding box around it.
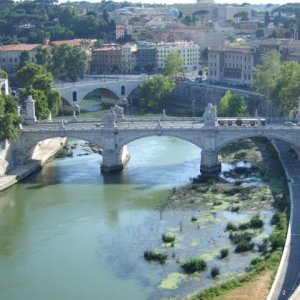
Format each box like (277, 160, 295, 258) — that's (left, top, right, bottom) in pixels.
(283, 121, 297, 127)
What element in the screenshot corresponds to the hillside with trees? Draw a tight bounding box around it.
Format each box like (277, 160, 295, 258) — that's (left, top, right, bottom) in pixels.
(0, 0, 117, 45)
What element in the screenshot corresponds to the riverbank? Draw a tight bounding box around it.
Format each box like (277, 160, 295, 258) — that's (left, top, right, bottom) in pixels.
(162, 137, 289, 300)
(0, 138, 66, 192)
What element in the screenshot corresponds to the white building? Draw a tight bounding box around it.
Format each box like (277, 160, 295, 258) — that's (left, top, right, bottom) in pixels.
(0, 78, 9, 95)
(156, 41, 201, 71)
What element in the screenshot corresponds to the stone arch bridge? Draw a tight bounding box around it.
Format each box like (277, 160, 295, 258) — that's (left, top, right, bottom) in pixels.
(17, 116, 300, 174)
(54, 75, 148, 107)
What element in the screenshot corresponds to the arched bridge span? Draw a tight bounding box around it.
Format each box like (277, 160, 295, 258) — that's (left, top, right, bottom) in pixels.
(18, 117, 300, 173)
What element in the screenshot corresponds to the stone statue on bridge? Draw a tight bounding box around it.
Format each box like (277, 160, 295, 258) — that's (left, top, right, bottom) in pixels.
(103, 104, 125, 127)
(203, 103, 217, 127)
(112, 104, 125, 121)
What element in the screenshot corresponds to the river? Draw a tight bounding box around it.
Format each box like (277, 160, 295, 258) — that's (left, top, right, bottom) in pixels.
(0, 137, 275, 300)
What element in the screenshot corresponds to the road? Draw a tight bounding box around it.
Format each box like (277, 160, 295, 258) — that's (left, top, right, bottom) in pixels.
(269, 140, 300, 300)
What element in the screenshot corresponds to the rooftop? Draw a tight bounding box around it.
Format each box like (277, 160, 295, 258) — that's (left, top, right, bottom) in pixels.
(0, 44, 40, 51)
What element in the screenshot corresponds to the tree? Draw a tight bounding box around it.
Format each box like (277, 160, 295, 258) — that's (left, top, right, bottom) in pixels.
(19, 50, 31, 69)
(264, 11, 270, 27)
(36, 46, 51, 68)
(233, 11, 249, 21)
(140, 74, 175, 110)
(272, 61, 300, 116)
(17, 63, 48, 88)
(0, 68, 7, 79)
(58, 7, 78, 27)
(252, 50, 281, 100)
(17, 63, 61, 117)
(217, 91, 248, 117)
(255, 28, 265, 39)
(0, 94, 20, 141)
(51, 44, 87, 82)
(164, 51, 183, 78)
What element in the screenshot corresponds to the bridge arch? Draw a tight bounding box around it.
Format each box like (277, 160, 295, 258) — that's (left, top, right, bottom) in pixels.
(116, 131, 204, 151)
(20, 132, 107, 154)
(216, 132, 300, 151)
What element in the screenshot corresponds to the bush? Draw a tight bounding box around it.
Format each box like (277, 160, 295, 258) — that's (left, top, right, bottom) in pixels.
(191, 216, 198, 222)
(213, 200, 223, 206)
(211, 266, 220, 278)
(230, 206, 240, 212)
(162, 233, 176, 243)
(269, 231, 285, 251)
(249, 215, 264, 229)
(226, 222, 238, 231)
(144, 250, 167, 264)
(238, 222, 250, 230)
(181, 258, 207, 274)
(220, 248, 229, 259)
(235, 242, 254, 253)
(229, 232, 253, 244)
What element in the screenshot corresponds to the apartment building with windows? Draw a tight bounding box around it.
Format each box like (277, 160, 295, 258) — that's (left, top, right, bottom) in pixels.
(91, 44, 137, 74)
(0, 44, 40, 73)
(208, 45, 257, 86)
(156, 41, 201, 71)
(136, 43, 157, 71)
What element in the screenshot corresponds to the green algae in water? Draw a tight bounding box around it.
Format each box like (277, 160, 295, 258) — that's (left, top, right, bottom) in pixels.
(190, 239, 199, 247)
(159, 272, 188, 290)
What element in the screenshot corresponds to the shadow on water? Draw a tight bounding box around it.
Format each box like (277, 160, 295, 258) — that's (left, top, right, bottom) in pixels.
(19, 155, 200, 190)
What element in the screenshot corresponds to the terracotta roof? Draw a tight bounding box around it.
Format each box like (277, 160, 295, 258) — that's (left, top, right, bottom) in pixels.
(0, 44, 40, 51)
(51, 39, 91, 46)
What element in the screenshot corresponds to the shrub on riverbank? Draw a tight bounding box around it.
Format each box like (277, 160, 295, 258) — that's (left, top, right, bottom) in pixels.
(162, 233, 176, 243)
(235, 241, 255, 253)
(144, 250, 167, 264)
(181, 258, 207, 274)
(219, 248, 229, 259)
(211, 267, 220, 278)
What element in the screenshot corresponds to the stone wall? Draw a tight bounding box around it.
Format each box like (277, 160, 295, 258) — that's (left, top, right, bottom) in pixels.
(171, 82, 280, 117)
(0, 140, 11, 176)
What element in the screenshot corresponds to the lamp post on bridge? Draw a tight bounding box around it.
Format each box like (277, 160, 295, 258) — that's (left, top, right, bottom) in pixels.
(192, 97, 195, 123)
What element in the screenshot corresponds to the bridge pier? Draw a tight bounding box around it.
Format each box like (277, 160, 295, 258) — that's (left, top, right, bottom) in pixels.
(200, 150, 221, 175)
(101, 145, 130, 172)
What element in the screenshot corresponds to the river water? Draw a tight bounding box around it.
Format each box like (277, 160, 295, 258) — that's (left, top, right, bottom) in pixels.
(0, 137, 274, 300)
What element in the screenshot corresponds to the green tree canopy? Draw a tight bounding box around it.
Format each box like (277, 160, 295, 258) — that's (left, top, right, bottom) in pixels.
(271, 61, 300, 116)
(217, 91, 248, 117)
(163, 51, 183, 78)
(252, 50, 281, 100)
(16, 63, 48, 88)
(50, 44, 88, 82)
(36, 46, 52, 68)
(0, 94, 20, 141)
(18, 50, 31, 69)
(0, 68, 8, 79)
(140, 74, 175, 110)
(17, 63, 61, 118)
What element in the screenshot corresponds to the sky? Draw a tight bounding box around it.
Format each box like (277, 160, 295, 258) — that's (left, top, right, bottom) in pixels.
(58, 0, 300, 5)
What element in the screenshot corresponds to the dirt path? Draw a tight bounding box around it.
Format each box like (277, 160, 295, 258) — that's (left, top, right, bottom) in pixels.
(221, 271, 273, 300)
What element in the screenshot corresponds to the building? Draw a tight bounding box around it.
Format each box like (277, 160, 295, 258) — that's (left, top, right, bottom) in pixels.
(136, 43, 157, 72)
(156, 41, 201, 72)
(91, 44, 137, 74)
(116, 24, 126, 39)
(0, 44, 40, 73)
(208, 45, 257, 86)
(217, 5, 252, 21)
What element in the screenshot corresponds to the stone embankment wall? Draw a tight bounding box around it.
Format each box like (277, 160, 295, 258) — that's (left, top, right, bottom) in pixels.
(0, 138, 66, 191)
(171, 83, 279, 117)
(0, 140, 11, 176)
